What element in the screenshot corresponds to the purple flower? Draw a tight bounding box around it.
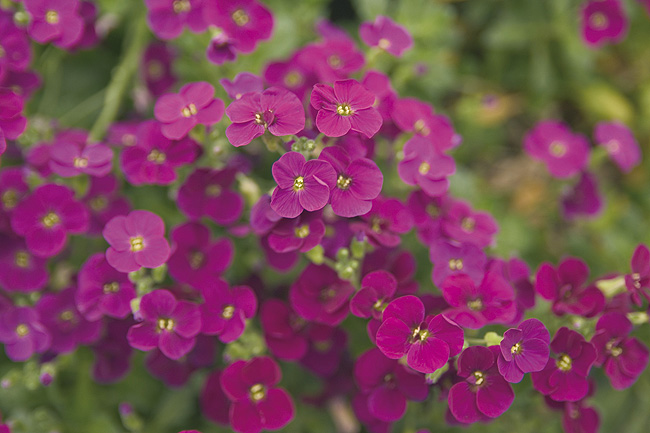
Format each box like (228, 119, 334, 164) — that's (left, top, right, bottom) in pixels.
(310, 79, 382, 138)
(145, 334, 215, 387)
(562, 399, 600, 433)
(352, 197, 414, 247)
(200, 369, 231, 426)
(103, 210, 171, 273)
(591, 312, 649, 390)
(297, 40, 365, 83)
(11, 184, 89, 258)
(225, 87, 305, 147)
(352, 392, 393, 433)
(24, 0, 84, 48)
(429, 239, 486, 288)
(91, 318, 133, 384)
(203, 0, 274, 54)
(354, 348, 428, 422)
(350, 270, 397, 319)
(535, 257, 605, 318)
(76, 253, 137, 321)
(524, 121, 590, 179)
(497, 318, 551, 383)
(154, 82, 225, 140)
(167, 222, 234, 288)
(267, 212, 325, 253)
(220, 72, 264, 100)
(270, 152, 336, 219)
(581, 0, 628, 48)
(144, 0, 207, 40)
(289, 264, 354, 326)
(127, 289, 201, 360)
(0, 234, 48, 292)
(178, 167, 244, 225)
(300, 325, 347, 378)
(200, 279, 257, 343)
(448, 346, 515, 423)
(263, 55, 316, 102)
(441, 272, 516, 329)
(488, 257, 536, 324)
(594, 121, 641, 172)
(142, 42, 177, 97)
(0, 89, 27, 145)
(442, 200, 498, 248)
(398, 136, 455, 197)
(260, 299, 309, 361)
(0, 169, 30, 225)
(359, 16, 413, 57)
(49, 138, 113, 178)
(531, 327, 597, 402)
(560, 171, 603, 220)
(625, 244, 650, 306)
(375, 295, 464, 373)
(82, 175, 131, 235)
(0, 16, 31, 83)
(318, 146, 383, 217)
(206, 31, 238, 65)
(391, 98, 460, 152)
(0, 306, 50, 361)
(220, 356, 295, 433)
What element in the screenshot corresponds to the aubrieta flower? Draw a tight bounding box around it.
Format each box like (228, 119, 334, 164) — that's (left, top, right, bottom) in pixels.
(488, 257, 536, 324)
(225, 87, 305, 147)
(24, 0, 85, 48)
(220, 72, 264, 100)
(359, 16, 413, 57)
(220, 356, 295, 433)
(0, 306, 50, 361)
(352, 197, 414, 248)
(270, 151, 336, 219)
(206, 30, 238, 65)
(0, 89, 28, 151)
(92, 318, 134, 384)
(200, 279, 257, 343)
(351, 392, 392, 433)
(11, 183, 89, 258)
(398, 136, 456, 197)
(391, 98, 460, 152)
(448, 346, 515, 424)
(76, 253, 137, 321)
(142, 42, 177, 97)
(535, 257, 605, 318)
(523, 121, 590, 179)
(177, 167, 244, 225)
(594, 121, 641, 173)
(0, 167, 29, 227)
(103, 210, 171, 273)
(145, 334, 215, 387)
(0, 15, 31, 84)
(581, 0, 628, 48)
(354, 348, 428, 422)
(349, 270, 397, 319)
(442, 200, 498, 248)
(203, 0, 274, 54)
(127, 289, 201, 360)
(429, 239, 486, 288)
(531, 327, 597, 402)
(297, 39, 365, 83)
(167, 222, 234, 288)
(82, 175, 131, 235)
(310, 79, 382, 138)
(144, 0, 207, 40)
(200, 369, 231, 426)
(49, 138, 114, 178)
(441, 272, 516, 329)
(154, 81, 225, 140)
(267, 212, 325, 253)
(625, 244, 650, 306)
(560, 171, 603, 220)
(263, 54, 316, 101)
(260, 299, 309, 361)
(70, 1, 100, 51)
(300, 325, 347, 378)
(497, 318, 551, 383)
(561, 398, 600, 433)
(0, 235, 49, 292)
(590, 312, 649, 390)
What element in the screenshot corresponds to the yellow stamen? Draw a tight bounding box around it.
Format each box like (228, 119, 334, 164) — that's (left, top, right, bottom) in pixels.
(14, 251, 29, 268)
(157, 318, 175, 332)
(45, 10, 59, 24)
(250, 383, 266, 401)
(190, 251, 204, 269)
(232, 9, 250, 26)
(103, 282, 120, 294)
(73, 157, 88, 168)
(511, 342, 522, 355)
(549, 141, 567, 157)
(336, 103, 352, 116)
(293, 176, 305, 191)
(461, 217, 475, 232)
(473, 370, 485, 386)
(147, 149, 166, 163)
(467, 298, 483, 311)
(2, 189, 17, 210)
(15, 324, 29, 337)
(206, 184, 222, 196)
(172, 0, 191, 14)
(448, 258, 463, 271)
(378, 38, 391, 50)
(181, 103, 197, 118)
(221, 305, 235, 319)
(130, 236, 144, 252)
(418, 161, 431, 175)
(556, 354, 572, 372)
(42, 212, 60, 228)
(89, 196, 108, 211)
(337, 175, 352, 190)
(590, 12, 608, 30)
(295, 225, 310, 239)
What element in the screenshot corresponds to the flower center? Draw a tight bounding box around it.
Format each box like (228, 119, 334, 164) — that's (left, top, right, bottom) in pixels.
(14, 251, 29, 268)
(2, 189, 17, 209)
(181, 103, 198, 118)
(337, 175, 352, 190)
(42, 212, 60, 228)
(0, 46, 5, 59)
(511, 342, 522, 355)
(378, 38, 391, 50)
(157, 318, 175, 332)
(147, 60, 164, 79)
(606, 340, 623, 357)
(336, 103, 353, 116)
(590, 12, 608, 30)
(418, 329, 430, 342)
(373, 299, 387, 312)
(293, 176, 305, 191)
(284, 71, 304, 87)
(314, 340, 332, 352)
(59, 310, 75, 322)
(328, 55, 342, 68)
(370, 217, 383, 233)
(45, 10, 59, 24)
(103, 281, 120, 294)
(250, 383, 266, 401)
(549, 141, 567, 157)
(556, 354, 572, 372)
(130, 236, 144, 252)
(473, 370, 485, 386)
(232, 9, 250, 26)
(426, 203, 439, 217)
(254, 113, 266, 125)
(467, 298, 483, 311)
(461, 217, 475, 232)
(90, 196, 108, 211)
(15, 324, 29, 337)
(448, 258, 463, 271)
(147, 149, 166, 163)
(606, 139, 620, 153)
(172, 0, 191, 14)
(221, 305, 235, 319)
(418, 161, 431, 175)
(295, 225, 310, 239)
(206, 184, 222, 196)
(414, 119, 430, 136)
(632, 272, 641, 289)
(73, 157, 88, 168)
(189, 251, 204, 269)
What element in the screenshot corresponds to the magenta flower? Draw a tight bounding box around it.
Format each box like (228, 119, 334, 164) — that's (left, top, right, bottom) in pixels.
(317, 146, 383, 217)
(297, 39, 365, 83)
(310, 79, 382, 138)
(49, 139, 113, 178)
(220, 356, 295, 433)
(448, 346, 515, 424)
(200, 279, 257, 343)
(625, 244, 650, 306)
(0, 235, 49, 292)
(154, 82, 225, 140)
(350, 270, 397, 319)
(488, 257, 536, 324)
(144, 0, 207, 40)
(220, 72, 264, 100)
(200, 369, 231, 426)
(260, 299, 309, 361)
(142, 42, 177, 97)
(442, 200, 498, 248)
(127, 289, 201, 360)
(531, 327, 597, 402)
(76, 253, 136, 321)
(203, 0, 274, 53)
(263, 55, 316, 101)
(591, 312, 649, 390)
(594, 121, 641, 172)
(145, 335, 215, 387)
(581, 0, 628, 48)
(398, 136, 455, 197)
(103, 210, 171, 273)
(535, 257, 605, 318)
(497, 318, 551, 383)
(167, 222, 234, 288)
(352, 197, 414, 247)
(441, 272, 516, 329)
(359, 16, 413, 57)
(91, 319, 133, 384)
(0, 89, 27, 146)
(225, 87, 305, 147)
(429, 239, 486, 288)
(206, 31, 238, 65)
(352, 392, 393, 433)
(524, 121, 590, 179)
(0, 306, 50, 361)
(0, 16, 31, 83)
(560, 171, 603, 220)
(270, 152, 336, 219)
(354, 348, 428, 422)
(375, 295, 464, 373)
(267, 212, 325, 253)
(300, 324, 347, 378)
(11, 184, 89, 258)
(24, 0, 84, 48)
(178, 168, 244, 225)
(250, 194, 282, 235)
(82, 175, 131, 235)
(391, 98, 460, 152)
(562, 399, 600, 433)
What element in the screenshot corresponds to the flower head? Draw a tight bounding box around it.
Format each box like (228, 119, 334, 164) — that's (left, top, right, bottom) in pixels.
(144, 0, 207, 40)
(178, 167, 244, 225)
(0, 306, 51, 361)
(398, 136, 455, 197)
(581, 0, 628, 48)
(49, 137, 113, 178)
(497, 318, 551, 383)
(359, 16, 413, 57)
(199, 279, 257, 343)
(625, 244, 650, 306)
(350, 270, 397, 320)
(524, 121, 590, 179)
(220, 72, 264, 100)
(24, 0, 85, 48)
(594, 121, 641, 173)
(203, 0, 274, 54)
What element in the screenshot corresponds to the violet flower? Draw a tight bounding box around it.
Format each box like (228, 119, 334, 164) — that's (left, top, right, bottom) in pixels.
(0, 89, 27, 147)
(142, 42, 177, 97)
(625, 244, 650, 306)
(350, 270, 397, 319)
(220, 72, 264, 100)
(203, 0, 274, 53)
(442, 200, 498, 248)
(560, 171, 603, 220)
(352, 197, 414, 248)
(594, 121, 641, 173)
(497, 318, 551, 383)
(398, 136, 455, 197)
(0, 16, 31, 83)
(0, 168, 29, 230)
(300, 325, 347, 378)
(200, 369, 231, 426)
(267, 212, 325, 253)
(391, 98, 460, 152)
(0, 234, 49, 292)
(297, 39, 365, 83)
(144, 0, 207, 40)
(581, 0, 628, 48)
(359, 16, 413, 57)
(429, 239, 486, 288)
(49, 138, 113, 178)
(24, 0, 84, 48)
(82, 175, 131, 235)
(200, 279, 257, 343)
(0, 306, 50, 361)
(177, 168, 244, 225)
(263, 54, 316, 101)
(260, 299, 309, 361)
